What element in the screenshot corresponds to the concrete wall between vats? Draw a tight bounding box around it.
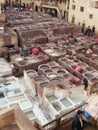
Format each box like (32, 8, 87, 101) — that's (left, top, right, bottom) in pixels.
(23, 70, 37, 96)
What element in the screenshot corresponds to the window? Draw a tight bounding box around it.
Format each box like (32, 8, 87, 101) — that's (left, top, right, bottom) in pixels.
(72, 5, 75, 10)
(80, 6, 84, 12)
(89, 14, 93, 19)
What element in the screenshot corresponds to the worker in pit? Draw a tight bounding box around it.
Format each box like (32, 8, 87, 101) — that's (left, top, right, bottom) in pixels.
(72, 110, 84, 130)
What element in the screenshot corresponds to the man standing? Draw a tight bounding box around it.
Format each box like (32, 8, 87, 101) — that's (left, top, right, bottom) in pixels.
(72, 110, 84, 130)
(83, 77, 88, 91)
(81, 21, 85, 33)
(91, 25, 95, 36)
(71, 15, 75, 24)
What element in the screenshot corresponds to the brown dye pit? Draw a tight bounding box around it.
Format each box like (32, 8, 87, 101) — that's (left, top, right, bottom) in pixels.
(93, 44, 98, 49)
(57, 84, 64, 89)
(56, 49, 64, 53)
(63, 74, 72, 79)
(78, 63, 87, 68)
(26, 70, 37, 78)
(26, 111, 35, 119)
(34, 76, 45, 82)
(48, 61, 59, 67)
(51, 66, 60, 71)
(60, 58, 66, 61)
(45, 69, 52, 73)
(18, 60, 27, 65)
(86, 67, 94, 71)
(74, 60, 79, 63)
(93, 59, 98, 63)
(61, 59, 73, 65)
(93, 83, 98, 90)
(57, 70, 66, 75)
(53, 47, 59, 50)
(41, 44, 48, 47)
(47, 95, 58, 102)
(39, 82, 50, 88)
(84, 73, 94, 79)
(47, 73, 57, 79)
(39, 64, 49, 70)
(50, 77, 63, 85)
(24, 57, 29, 60)
(92, 78, 98, 82)
(68, 46, 75, 50)
(37, 55, 45, 60)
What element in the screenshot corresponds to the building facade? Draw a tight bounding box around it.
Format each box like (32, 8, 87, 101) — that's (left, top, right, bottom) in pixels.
(0, 0, 4, 13)
(69, 0, 98, 34)
(1, 0, 98, 33)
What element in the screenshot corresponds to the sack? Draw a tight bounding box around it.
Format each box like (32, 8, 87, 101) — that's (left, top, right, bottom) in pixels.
(83, 111, 90, 118)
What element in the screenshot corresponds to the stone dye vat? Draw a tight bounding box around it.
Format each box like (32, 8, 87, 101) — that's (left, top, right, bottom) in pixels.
(34, 75, 48, 84)
(51, 101, 64, 112)
(38, 64, 50, 75)
(60, 97, 73, 108)
(18, 29, 48, 47)
(58, 58, 75, 68)
(47, 73, 57, 79)
(92, 44, 98, 54)
(0, 75, 33, 113)
(40, 45, 66, 61)
(38, 61, 80, 85)
(23, 70, 38, 96)
(83, 71, 98, 81)
(47, 61, 60, 67)
(70, 96, 83, 105)
(43, 84, 84, 116)
(24, 70, 51, 98)
(58, 57, 96, 80)
(77, 62, 88, 68)
(83, 73, 94, 80)
(7, 94, 26, 103)
(25, 110, 36, 121)
(77, 53, 90, 64)
(33, 105, 49, 125)
(77, 51, 98, 70)
(0, 98, 9, 109)
(19, 99, 32, 110)
(24, 70, 38, 79)
(37, 81, 53, 103)
(12, 54, 49, 74)
(53, 25, 75, 36)
(6, 87, 21, 97)
(38, 106, 52, 121)
(47, 95, 58, 102)
(56, 69, 67, 76)
(85, 66, 95, 72)
(50, 76, 64, 86)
